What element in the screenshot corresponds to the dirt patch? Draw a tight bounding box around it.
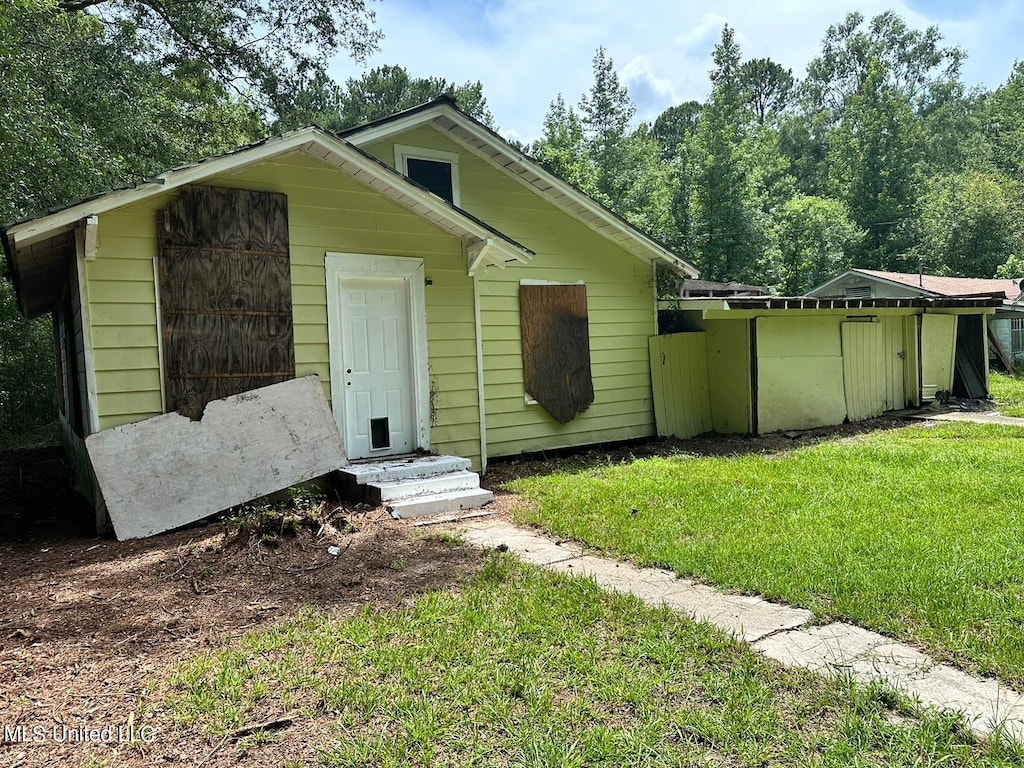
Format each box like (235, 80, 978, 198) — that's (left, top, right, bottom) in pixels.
(0, 449, 485, 767)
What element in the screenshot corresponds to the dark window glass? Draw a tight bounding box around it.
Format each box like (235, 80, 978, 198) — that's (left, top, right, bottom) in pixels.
(406, 158, 454, 204)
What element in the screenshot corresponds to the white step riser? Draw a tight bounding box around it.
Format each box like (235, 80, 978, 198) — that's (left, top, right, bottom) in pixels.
(370, 470, 480, 504)
(338, 455, 471, 486)
(389, 489, 494, 519)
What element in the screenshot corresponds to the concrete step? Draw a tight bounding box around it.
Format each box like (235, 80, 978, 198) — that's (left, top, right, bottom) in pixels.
(337, 455, 471, 487)
(369, 469, 481, 504)
(388, 488, 494, 519)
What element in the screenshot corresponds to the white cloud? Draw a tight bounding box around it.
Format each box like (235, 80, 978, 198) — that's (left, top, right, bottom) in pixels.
(328, 0, 1024, 142)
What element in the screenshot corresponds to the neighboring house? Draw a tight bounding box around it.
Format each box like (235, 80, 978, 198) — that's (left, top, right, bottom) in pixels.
(808, 269, 1024, 366)
(2, 96, 698, 514)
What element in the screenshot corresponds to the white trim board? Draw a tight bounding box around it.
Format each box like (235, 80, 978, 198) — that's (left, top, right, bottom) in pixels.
(394, 144, 462, 207)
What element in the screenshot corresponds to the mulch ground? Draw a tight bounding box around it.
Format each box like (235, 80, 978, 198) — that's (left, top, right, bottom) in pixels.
(0, 414, 915, 766)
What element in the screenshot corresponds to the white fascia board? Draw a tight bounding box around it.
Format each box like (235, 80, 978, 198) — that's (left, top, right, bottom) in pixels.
(343, 104, 451, 147)
(8, 128, 325, 249)
(8, 126, 531, 269)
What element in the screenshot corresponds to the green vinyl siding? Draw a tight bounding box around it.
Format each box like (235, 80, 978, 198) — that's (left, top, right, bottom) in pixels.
(87, 149, 482, 468)
(363, 126, 660, 458)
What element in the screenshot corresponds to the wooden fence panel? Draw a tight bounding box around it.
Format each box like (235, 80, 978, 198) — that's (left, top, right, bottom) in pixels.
(648, 332, 712, 439)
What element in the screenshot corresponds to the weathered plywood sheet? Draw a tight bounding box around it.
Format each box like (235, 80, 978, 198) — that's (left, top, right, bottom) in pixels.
(86, 375, 346, 540)
(756, 317, 846, 434)
(519, 283, 594, 424)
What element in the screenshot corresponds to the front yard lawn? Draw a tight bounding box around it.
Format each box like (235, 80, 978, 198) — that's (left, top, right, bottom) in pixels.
(510, 422, 1024, 689)
(169, 555, 1020, 766)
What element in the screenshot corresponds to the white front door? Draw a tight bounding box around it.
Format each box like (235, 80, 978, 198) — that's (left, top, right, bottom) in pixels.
(340, 277, 416, 459)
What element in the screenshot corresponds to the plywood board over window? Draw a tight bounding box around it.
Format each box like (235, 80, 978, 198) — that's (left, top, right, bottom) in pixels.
(520, 283, 594, 424)
(158, 185, 295, 420)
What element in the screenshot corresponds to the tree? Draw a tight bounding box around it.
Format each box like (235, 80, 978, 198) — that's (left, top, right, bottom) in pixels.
(826, 60, 923, 271)
(739, 58, 795, 125)
(804, 10, 964, 117)
(577, 47, 636, 207)
(986, 62, 1024, 180)
(531, 95, 594, 190)
(50, 0, 381, 118)
(769, 196, 864, 293)
(690, 26, 765, 283)
(918, 171, 1022, 278)
(341, 65, 493, 128)
(651, 101, 700, 161)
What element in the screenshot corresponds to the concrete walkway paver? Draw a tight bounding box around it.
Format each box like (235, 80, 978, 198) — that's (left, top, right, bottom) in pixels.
(913, 410, 1024, 427)
(454, 518, 1024, 743)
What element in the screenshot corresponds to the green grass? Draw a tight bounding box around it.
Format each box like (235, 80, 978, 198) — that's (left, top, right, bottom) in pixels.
(510, 422, 1024, 689)
(989, 372, 1024, 417)
(167, 555, 1020, 766)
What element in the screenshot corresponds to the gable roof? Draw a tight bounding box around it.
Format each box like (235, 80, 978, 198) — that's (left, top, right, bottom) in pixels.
(341, 96, 699, 277)
(3, 126, 534, 317)
(809, 268, 1023, 305)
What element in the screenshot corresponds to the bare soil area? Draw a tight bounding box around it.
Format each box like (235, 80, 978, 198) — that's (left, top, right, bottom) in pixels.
(0, 448, 484, 767)
(0, 415, 915, 766)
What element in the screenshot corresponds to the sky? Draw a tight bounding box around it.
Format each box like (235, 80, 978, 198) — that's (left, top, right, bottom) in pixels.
(328, 0, 1023, 143)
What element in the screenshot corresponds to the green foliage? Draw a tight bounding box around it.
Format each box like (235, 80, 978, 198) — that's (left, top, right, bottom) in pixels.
(530, 94, 594, 190)
(918, 170, 1023, 277)
(803, 10, 964, 117)
(689, 26, 767, 283)
(826, 60, 923, 271)
(50, 0, 381, 119)
(0, 265, 55, 434)
(739, 57, 796, 125)
(985, 61, 1024, 179)
(276, 64, 495, 132)
(768, 195, 864, 294)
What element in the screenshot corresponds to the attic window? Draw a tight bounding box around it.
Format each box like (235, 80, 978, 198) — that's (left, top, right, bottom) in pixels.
(519, 281, 594, 424)
(395, 144, 460, 206)
(845, 285, 872, 299)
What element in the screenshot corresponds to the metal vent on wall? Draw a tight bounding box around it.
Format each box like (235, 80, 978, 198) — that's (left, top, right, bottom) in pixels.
(370, 417, 391, 450)
(844, 285, 872, 298)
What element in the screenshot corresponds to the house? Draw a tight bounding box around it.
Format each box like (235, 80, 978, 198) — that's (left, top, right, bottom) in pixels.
(652, 294, 998, 438)
(2, 96, 698, 524)
(808, 269, 1024, 368)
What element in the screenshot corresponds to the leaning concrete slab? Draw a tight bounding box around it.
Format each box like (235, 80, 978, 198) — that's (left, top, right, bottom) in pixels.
(86, 375, 346, 540)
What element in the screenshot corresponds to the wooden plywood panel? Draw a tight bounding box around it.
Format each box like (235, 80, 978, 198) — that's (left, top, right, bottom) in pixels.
(756, 317, 846, 434)
(649, 333, 712, 439)
(158, 186, 295, 419)
(519, 284, 594, 424)
(87, 376, 346, 540)
(841, 322, 886, 422)
(703, 320, 752, 435)
(921, 314, 957, 400)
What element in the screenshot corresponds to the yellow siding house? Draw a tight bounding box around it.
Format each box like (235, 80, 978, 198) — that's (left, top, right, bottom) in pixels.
(2, 98, 698, 514)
